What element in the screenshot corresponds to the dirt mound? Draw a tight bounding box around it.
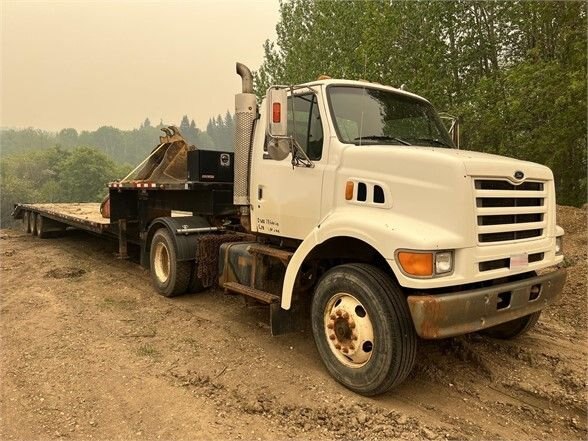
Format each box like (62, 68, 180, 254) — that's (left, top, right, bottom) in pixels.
(550, 205, 587, 331)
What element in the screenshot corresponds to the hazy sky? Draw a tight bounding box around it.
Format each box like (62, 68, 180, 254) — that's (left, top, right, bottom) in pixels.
(0, 0, 280, 132)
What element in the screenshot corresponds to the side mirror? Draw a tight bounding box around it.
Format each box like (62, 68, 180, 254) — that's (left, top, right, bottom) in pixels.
(266, 87, 290, 160)
(439, 113, 460, 149)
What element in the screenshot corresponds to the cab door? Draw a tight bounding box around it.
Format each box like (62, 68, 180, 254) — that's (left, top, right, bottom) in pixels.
(251, 91, 326, 240)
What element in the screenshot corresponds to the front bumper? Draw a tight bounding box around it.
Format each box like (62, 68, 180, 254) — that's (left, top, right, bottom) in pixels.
(407, 268, 567, 339)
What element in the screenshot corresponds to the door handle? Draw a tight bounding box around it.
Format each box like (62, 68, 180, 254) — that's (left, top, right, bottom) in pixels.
(258, 186, 263, 200)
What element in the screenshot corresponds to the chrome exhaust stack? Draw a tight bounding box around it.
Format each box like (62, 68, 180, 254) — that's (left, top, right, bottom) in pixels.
(234, 62, 257, 230)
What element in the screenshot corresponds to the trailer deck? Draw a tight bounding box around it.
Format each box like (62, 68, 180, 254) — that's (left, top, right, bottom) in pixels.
(13, 203, 112, 234)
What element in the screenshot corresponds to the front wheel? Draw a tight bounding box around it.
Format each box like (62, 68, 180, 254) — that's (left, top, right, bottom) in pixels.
(311, 263, 417, 396)
(150, 229, 191, 297)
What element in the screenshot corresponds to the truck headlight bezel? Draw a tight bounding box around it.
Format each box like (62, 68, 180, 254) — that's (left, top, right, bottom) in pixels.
(396, 249, 454, 278)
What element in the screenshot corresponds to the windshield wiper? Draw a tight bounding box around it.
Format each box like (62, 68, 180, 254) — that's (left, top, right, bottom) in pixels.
(353, 135, 411, 146)
(410, 137, 452, 148)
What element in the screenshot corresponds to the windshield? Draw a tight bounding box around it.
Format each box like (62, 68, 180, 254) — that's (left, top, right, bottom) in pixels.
(327, 85, 454, 148)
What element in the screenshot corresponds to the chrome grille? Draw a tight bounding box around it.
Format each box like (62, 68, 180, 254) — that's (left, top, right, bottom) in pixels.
(474, 179, 547, 244)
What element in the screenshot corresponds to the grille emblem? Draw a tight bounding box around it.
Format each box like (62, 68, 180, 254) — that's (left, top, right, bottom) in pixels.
(514, 170, 525, 180)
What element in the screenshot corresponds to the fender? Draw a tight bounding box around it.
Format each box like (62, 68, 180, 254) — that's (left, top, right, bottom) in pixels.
(280, 208, 466, 310)
(144, 216, 211, 266)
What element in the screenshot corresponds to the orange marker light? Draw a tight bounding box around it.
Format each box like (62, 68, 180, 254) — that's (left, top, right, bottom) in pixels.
(397, 252, 434, 277)
(345, 181, 354, 200)
(272, 102, 281, 123)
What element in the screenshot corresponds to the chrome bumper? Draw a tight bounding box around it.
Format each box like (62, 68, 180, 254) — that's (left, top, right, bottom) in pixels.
(407, 268, 567, 339)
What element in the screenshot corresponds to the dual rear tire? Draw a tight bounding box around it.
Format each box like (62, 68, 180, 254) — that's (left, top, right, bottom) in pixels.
(149, 228, 206, 297)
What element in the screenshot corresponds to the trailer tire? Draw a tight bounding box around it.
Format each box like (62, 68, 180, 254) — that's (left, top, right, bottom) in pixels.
(22, 211, 31, 234)
(35, 215, 48, 238)
(311, 263, 417, 396)
(29, 213, 37, 236)
(150, 228, 191, 297)
(482, 311, 541, 339)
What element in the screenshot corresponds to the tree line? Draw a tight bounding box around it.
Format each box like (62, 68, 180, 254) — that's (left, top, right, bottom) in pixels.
(255, 0, 586, 207)
(1, 112, 235, 168)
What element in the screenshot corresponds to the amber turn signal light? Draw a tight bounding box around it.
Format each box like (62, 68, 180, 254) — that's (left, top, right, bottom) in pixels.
(397, 252, 434, 277)
(345, 181, 354, 200)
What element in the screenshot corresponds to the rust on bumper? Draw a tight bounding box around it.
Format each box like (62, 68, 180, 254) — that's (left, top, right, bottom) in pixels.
(407, 268, 567, 339)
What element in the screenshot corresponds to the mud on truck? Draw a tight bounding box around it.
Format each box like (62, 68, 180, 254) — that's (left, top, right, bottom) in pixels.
(13, 62, 566, 396)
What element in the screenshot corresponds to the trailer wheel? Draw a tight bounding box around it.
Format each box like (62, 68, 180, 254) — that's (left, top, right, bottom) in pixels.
(482, 311, 541, 339)
(150, 228, 191, 297)
(22, 211, 31, 234)
(35, 215, 48, 238)
(311, 263, 417, 396)
(29, 213, 37, 236)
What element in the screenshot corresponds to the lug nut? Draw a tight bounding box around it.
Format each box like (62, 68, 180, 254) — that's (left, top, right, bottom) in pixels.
(349, 321, 356, 329)
(327, 323, 334, 329)
(335, 343, 341, 350)
(329, 334, 336, 340)
(342, 347, 349, 354)
(342, 312, 349, 319)
(352, 335, 358, 341)
(330, 314, 336, 320)
(336, 310, 342, 317)
(349, 344, 355, 350)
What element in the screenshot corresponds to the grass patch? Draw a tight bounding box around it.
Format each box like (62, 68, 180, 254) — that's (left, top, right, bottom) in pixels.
(101, 296, 138, 310)
(136, 343, 160, 358)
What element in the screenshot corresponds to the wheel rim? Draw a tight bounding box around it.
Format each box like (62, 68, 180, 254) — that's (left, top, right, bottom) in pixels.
(153, 241, 170, 284)
(324, 292, 375, 368)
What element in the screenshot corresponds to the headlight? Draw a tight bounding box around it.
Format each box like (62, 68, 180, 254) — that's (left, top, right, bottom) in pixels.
(435, 251, 453, 274)
(555, 236, 563, 255)
(396, 250, 454, 278)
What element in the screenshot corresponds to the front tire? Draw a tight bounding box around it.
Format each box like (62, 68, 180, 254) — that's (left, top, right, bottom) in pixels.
(482, 311, 541, 339)
(150, 229, 191, 297)
(311, 263, 417, 396)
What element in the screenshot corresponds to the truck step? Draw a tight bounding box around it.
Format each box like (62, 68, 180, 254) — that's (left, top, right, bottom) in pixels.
(223, 282, 280, 304)
(248, 244, 293, 263)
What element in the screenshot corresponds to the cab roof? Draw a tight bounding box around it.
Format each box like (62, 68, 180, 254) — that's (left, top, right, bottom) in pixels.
(288, 78, 431, 104)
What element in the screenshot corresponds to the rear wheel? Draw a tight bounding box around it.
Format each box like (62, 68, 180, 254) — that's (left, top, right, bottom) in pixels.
(22, 211, 31, 234)
(150, 228, 191, 297)
(35, 215, 48, 238)
(311, 263, 417, 396)
(29, 213, 37, 236)
(482, 311, 541, 339)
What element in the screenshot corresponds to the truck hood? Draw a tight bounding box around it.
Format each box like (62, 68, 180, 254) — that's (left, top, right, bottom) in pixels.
(336, 145, 554, 249)
(394, 146, 553, 181)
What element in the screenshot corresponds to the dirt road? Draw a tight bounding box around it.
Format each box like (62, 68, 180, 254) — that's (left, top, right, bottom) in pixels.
(1, 206, 586, 440)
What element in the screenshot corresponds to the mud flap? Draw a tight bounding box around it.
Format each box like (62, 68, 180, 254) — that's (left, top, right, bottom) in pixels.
(270, 302, 306, 336)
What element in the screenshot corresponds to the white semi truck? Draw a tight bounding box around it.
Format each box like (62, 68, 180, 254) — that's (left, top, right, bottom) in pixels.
(14, 63, 566, 396)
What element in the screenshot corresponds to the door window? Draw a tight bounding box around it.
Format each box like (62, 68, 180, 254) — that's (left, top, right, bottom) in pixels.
(287, 94, 324, 161)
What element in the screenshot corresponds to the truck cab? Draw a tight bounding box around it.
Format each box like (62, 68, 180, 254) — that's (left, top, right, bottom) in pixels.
(230, 64, 566, 395)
